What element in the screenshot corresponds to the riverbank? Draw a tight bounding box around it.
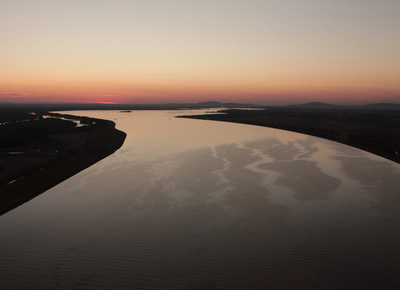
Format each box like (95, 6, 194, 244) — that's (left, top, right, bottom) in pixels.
(0, 113, 126, 215)
(179, 107, 400, 164)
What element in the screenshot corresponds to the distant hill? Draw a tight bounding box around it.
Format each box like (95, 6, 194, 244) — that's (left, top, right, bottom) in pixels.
(2, 101, 400, 111)
(0, 101, 260, 111)
(196, 101, 225, 107)
(357, 103, 400, 110)
(286, 102, 344, 109)
(283, 102, 400, 111)
(165, 101, 260, 109)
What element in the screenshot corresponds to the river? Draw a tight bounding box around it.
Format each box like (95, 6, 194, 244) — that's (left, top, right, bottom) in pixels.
(1, 110, 400, 289)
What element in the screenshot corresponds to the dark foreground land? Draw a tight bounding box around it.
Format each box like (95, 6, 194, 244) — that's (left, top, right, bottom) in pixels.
(0, 109, 126, 215)
(180, 103, 400, 164)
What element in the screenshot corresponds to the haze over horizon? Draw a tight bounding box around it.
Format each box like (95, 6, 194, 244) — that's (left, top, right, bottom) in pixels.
(1, 0, 399, 106)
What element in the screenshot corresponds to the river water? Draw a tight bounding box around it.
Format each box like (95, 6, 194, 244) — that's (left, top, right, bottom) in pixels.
(1, 110, 400, 289)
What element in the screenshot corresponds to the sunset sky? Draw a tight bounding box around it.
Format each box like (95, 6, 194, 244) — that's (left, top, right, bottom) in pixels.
(1, 0, 399, 105)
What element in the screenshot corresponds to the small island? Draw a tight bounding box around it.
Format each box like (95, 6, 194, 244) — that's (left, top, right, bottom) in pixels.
(0, 109, 126, 215)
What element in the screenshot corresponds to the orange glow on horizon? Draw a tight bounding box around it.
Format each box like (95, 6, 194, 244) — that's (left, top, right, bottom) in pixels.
(1, 1, 399, 105)
(96, 101, 118, 104)
(1, 58, 399, 105)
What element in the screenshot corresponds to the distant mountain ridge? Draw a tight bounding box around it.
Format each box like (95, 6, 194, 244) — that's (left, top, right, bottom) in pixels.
(0, 101, 260, 111)
(283, 102, 400, 110)
(357, 103, 400, 110)
(164, 101, 260, 108)
(1, 101, 400, 111)
(287, 102, 341, 108)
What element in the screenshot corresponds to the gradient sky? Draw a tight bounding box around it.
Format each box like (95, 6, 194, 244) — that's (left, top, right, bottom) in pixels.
(1, 0, 399, 105)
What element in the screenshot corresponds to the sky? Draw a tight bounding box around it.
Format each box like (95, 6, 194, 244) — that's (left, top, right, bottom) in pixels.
(1, 0, 399, 105)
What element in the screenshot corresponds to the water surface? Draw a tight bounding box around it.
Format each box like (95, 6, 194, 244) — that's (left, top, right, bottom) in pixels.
(1, 110, 400, 289)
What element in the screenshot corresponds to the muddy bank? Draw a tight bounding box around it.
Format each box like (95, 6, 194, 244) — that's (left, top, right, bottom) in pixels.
(179, 107, 400, 164)
(0, 114, 126, 215)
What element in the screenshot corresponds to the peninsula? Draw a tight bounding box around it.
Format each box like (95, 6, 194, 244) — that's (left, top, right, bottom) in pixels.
(179, 103, 400, 165)
(0, 109, 126, 215)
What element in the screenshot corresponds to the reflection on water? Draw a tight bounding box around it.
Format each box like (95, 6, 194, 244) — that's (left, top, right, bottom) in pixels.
(1, 110, 400, 289)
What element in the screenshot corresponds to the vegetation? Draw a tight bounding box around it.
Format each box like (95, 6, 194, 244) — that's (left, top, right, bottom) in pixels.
(180, 105, 400, 164)
(0, 107, 126, 215)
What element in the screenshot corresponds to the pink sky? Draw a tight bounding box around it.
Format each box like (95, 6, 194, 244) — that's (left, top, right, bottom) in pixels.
(1, 1, 399, 105)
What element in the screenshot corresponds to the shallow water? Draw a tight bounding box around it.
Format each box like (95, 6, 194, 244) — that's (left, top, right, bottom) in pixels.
(1, 110, 400, 289)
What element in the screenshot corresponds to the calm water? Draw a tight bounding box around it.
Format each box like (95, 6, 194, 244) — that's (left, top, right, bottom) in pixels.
(1, 110, 400, 289)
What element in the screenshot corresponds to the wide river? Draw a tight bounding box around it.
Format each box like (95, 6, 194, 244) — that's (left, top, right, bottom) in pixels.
(1, 110, 400, 289)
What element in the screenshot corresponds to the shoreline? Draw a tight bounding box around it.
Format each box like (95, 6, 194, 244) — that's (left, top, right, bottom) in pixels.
(179, 108, 400, 165)
(0, 115, 126, 216)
